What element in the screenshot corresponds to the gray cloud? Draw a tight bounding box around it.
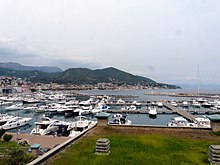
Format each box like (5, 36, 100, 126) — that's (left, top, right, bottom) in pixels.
(0, 0, 220, 84)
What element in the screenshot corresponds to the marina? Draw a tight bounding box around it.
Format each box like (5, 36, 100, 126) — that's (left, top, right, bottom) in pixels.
(0, 88, 219, 134)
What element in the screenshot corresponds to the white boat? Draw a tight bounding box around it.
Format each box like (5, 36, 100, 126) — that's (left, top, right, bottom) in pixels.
(171, 101, 178, 107)
(194, 117, 211, 128)
(73, 108, 83, 116)
(117, 98, 125, 104)
(202, 102, 212, 108)
(148, 107, 157, 118)
(191, 101, 201, 108)
(167, 117, 196, 127)
(91, 103, 109, 115)
(30, 116, 59, 135)
(0, 101, 13, 106)
(23, 105, 38, 112)
(121, 105, 136, 110)
(0, 114, 15, 125)
(181, 101, 189, 108)
(71, 116, 91, 131)
(0, 116, 32, 130)
(157, 102, 163, 108)
(35, 105, 48, 113)
(79, 99, 92, 106)
(132, 100, 142, 107)
(108, 114, 132, 125)
(5, 104, 24, 111)
(68, 116, 93, 137)
(80, 105, 93, 115)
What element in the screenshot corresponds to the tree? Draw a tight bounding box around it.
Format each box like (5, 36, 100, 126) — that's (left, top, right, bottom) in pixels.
(7, 146, 33, 165)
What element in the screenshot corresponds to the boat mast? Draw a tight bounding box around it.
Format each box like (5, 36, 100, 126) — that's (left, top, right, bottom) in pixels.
(196, 64, 200, 97)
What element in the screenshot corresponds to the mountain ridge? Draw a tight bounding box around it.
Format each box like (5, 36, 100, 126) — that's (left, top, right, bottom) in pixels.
(0, 62, 181, 89)
(0, 62, 63, 73)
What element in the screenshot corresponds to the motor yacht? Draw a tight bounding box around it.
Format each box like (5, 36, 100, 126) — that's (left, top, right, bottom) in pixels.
(30, 116, 60, 135)
(0, 116, 32, 130)
(167, 117, 197, 127)
(148, 107, 157, 118)
(108, 114, 132, 125)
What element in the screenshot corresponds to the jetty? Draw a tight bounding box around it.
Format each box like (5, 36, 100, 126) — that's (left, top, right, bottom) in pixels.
(163, 102, 197, 122)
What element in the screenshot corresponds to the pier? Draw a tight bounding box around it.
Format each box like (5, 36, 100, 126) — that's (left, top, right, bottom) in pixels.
(163, 102, 197, 122)
(105, 109, 174, 114)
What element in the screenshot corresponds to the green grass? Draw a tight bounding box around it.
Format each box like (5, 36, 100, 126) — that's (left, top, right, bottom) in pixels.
(47, 134, 217, 165)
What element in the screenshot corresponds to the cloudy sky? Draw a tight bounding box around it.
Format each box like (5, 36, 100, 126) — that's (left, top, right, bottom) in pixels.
(0, 0, 220, 85)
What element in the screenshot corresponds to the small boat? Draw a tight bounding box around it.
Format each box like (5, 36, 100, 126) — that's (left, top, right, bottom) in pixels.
(191, 101, 201, 108)
(5, 103, 24, 111)
(132, 100, 142, 107)
(171, 101, 178, 107)
(181, 101, 189, 108)
(202, 102, 212, 108)
(79, 105, 93, 115)
(148, 107, 157, 118)
(117, 98, 125, 104)
(121, 105, 136, 110)
(0, 116, 32, 130)
(108, 114, 132, 125)
(157, 102, 163, 108)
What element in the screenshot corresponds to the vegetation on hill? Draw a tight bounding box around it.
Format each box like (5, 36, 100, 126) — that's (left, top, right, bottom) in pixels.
(0, 66, 180, 89)
(0, 62, 62, 73)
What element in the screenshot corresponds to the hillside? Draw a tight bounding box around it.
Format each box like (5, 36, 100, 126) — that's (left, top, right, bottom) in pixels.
(0, 66, 180, 89)
(0, 62, 63, 73)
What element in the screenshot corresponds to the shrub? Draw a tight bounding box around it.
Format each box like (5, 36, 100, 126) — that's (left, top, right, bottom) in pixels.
(3, 134, 13, 142)
(0, 129, 6, 139)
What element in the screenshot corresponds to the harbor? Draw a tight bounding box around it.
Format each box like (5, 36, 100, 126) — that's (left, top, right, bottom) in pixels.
(0, 88, 219, 134)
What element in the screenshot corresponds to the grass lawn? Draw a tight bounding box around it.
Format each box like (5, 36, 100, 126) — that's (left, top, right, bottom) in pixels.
(46, 133, 218, 165)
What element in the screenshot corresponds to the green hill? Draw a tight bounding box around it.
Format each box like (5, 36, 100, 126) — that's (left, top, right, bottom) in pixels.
(0, 67, 180, 89)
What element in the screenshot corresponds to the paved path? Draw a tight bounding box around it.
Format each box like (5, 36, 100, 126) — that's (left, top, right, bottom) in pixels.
(9, 133, 70, 149)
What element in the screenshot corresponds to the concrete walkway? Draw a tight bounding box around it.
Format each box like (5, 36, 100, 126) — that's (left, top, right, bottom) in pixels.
(9, 133, 70, 149)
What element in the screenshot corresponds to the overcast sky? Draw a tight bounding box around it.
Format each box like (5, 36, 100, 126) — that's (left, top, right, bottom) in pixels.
(0, 0, 220, 85)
